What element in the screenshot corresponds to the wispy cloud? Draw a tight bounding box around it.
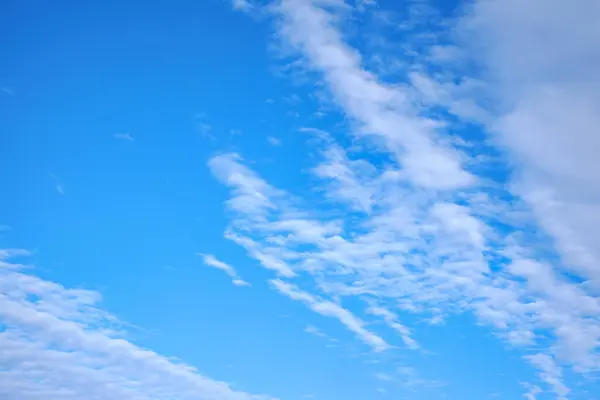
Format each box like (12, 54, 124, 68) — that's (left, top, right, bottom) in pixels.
(304, 325, 327, 339)
(525, 354, 569, 399)
(274, 0, 474, 190)
(0, 250, 272, 400)
(114, 133, 134, 141)
(267, 136, 282, 147)
(210, 0, 600, 397)
(199, 253, 251, 287)
(366, 306, 418, 350)
(208, 146, 600, 393)
(522, 382, 542, 400)
(271, 279, 389, 352)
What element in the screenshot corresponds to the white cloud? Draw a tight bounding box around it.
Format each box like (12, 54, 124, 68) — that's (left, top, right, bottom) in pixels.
(201, 253, 236, 276)
(270, 279, 389, 352)
(199, 254, 251, 287)
(521, 382, 542, 400)
(209, 147, 599, 394)
(0, 250, 273, 400)
(209, 153, 283, 221)
(211, 0, 600, 396)
(366, 306, 418, 350)
(454, 0, 600, 392)
(525, 354, 569, 400)
(274, 0, 474, 190)
(312, 141, 376, 213)
(454, 0, 600, 289)
(114, 133, 134, 141)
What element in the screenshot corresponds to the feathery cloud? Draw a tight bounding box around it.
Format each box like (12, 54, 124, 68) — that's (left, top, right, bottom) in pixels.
(0, 250, 272, 400)
(200, 253, 251, 287)
(271, 279, 389, 352)
(211, 0, 600, 397)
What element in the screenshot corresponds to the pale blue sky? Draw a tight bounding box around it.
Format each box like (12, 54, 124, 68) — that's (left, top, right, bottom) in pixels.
(2, 1, 600, 400)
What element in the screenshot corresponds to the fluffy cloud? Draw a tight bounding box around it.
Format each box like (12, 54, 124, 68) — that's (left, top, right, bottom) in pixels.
(461, 0, 600, 291)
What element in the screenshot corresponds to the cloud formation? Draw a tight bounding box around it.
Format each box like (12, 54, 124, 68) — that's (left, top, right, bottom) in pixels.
(0, 250, 272, 400)
(463, 0, 600, 291)
(214, 0, 600, 397)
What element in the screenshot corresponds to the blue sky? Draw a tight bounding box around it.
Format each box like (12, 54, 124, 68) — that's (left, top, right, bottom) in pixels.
(1, 1, 600, 399)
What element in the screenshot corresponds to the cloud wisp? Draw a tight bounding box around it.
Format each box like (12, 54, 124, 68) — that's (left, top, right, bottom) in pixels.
(200, 253, 251, 287)
(271, 279, 389, 352)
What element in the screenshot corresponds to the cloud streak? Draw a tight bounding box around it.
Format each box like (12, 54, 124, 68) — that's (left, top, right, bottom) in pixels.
(275, 0, 474, 190)
(200, 253, 251, 287)
(0, 250, 273, 400)
(270, 279, 389, 352)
